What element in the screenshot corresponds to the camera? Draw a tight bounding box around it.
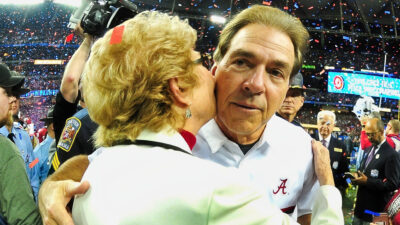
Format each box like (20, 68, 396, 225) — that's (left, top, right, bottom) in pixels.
(68, 0, 138, 37)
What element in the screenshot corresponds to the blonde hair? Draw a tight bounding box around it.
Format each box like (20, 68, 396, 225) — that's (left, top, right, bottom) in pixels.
(82, 11, 198, 147)
(214, 5, 309, 78)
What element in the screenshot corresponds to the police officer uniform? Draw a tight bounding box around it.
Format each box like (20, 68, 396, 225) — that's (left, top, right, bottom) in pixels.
(49, 108, 98, 174)
(53, 91, 80, 145)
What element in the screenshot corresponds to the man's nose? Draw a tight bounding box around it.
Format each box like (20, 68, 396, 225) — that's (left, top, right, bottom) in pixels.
(242, 67, 265, 95)
(284, 96, 294, 103)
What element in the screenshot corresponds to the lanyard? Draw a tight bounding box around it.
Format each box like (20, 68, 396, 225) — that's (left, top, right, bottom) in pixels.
(112, 139, 191, 156)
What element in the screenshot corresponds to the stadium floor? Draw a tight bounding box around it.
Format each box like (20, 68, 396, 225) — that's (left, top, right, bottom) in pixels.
(343, 164, 358, 225)
(344, 186, 357, 225)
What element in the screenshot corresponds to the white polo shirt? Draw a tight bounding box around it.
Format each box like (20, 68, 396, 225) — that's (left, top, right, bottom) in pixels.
(193, 115, 318, 217)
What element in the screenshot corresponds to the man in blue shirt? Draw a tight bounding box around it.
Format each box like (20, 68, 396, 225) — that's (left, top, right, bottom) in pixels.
(0, 63, 41, 224)
(34, 107, 55, 192)
(0, 72, 39, 200)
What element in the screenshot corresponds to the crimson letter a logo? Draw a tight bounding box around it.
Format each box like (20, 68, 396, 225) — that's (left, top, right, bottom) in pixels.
(273, 179, 288, 194)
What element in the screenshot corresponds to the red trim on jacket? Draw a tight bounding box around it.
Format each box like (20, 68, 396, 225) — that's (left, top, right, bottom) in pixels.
(179, 129, 196, 150)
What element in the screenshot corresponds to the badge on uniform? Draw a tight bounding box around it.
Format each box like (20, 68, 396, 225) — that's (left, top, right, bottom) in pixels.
(334, 148, 342, 153)
(332, 161, 339, 169)
(371, 169, 379, 178)
(57, 117, 81, 152)
(376, 154, 380, 159)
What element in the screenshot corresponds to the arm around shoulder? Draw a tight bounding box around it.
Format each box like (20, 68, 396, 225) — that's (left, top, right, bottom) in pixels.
(38, 155, 90, 225)
(311, 185, 344, 225)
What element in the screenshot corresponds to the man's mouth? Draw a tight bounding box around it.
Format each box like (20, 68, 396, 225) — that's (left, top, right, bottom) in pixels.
(233, 102, 259, 110)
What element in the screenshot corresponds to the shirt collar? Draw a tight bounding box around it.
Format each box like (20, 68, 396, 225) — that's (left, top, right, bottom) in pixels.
(198, 119, 230, 154)
(198, 115, 278, 154)
(319, 134, 332, 144)
(373, 139, 386, 151)
(136, 126, 192, 154)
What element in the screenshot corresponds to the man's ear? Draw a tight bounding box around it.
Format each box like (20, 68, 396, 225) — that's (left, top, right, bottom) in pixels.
(168, 77, 191, 108)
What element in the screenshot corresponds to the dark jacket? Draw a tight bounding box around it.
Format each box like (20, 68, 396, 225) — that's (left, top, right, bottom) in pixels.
(315, 135, 349, 190)
(354, 141, 400, 222)
(48, 108, 98, 175)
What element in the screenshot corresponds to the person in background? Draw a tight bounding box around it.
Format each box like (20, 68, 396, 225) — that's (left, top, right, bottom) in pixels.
(37, 126, 48, 143)
(385, 119, 400, 152)
(351, 118, 400, 224)
(314, 110, 349, 197)
(276, 72, 307, 128)
(356, 112, 381, 170)
(0, 69, 39, 201)
(34, 106, 55, 190)
(0, 63, 42, 225)
(9, 71, 30, 127)
(52, 28, 93, 145)
(48, 26, 98, 175)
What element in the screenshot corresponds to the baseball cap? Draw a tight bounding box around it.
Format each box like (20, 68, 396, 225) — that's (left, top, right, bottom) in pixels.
(0, 64, 24, 88)
(10, 71, 30, 96)
(289, 72, 306, 89)
(289, 72, 318, 94)
(40, 106, 54, 124)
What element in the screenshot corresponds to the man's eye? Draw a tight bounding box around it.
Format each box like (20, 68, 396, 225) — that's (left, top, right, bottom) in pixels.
(269, 69, 284, 77)
(233, 59, 247, 67)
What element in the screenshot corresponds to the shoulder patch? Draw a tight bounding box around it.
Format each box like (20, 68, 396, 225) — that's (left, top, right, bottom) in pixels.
(57, 117, 82, 152)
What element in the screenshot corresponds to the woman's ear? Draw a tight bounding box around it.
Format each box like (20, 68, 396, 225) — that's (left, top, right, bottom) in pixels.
(168, 77, 191, 108)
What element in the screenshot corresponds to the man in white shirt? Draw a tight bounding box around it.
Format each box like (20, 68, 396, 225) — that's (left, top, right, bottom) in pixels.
(192, 5, 319, 225)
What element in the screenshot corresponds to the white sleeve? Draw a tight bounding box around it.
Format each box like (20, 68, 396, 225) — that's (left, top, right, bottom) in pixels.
(311, 185, 344, 225)
(87, 147, 105, 163)
(296, 147, 319, 217)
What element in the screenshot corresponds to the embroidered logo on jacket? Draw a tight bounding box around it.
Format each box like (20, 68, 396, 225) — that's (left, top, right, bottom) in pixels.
(57, 117, 81, 152)
(273, 178, 288, 194)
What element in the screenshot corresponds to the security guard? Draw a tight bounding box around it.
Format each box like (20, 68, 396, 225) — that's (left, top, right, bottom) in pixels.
(48, 107, 98, 174)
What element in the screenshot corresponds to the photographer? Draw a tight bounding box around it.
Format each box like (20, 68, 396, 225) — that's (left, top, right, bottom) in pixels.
(48, 26, 97, 175)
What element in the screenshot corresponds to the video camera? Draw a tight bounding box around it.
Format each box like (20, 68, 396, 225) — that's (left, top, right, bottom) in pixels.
(68, 0, 138, 37)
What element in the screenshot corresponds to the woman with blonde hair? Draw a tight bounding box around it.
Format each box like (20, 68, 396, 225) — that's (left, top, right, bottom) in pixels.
(39, 10, 342, 225)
